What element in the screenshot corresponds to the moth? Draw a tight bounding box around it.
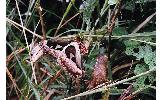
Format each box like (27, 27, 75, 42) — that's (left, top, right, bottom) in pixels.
(30, 38, 89, 78)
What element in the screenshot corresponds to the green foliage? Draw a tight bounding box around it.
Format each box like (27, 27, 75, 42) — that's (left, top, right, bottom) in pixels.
(124, 0, 155, 11)
(84, 43, 100, 72)
(80, 0, 99, 30)
(112, 27, 128, 36)
(124, 36, 156, 93)
(63, 0, 75, 19)
(108, 0, 118, 5)
(124, 40, 156, 69)
(6, 0, 156, 99)
(133, 64, 155, 90)
(136, 0, 155, 3)
(81, 0, 98, 19)
(124, 0, 136, 11)
(134, 64, 148, 85)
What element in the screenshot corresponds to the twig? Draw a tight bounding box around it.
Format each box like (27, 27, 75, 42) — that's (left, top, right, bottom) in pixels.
(118, 84, 133, 100)
(44, 89, 63, 100)
(57, 33, 155, 39)
(107, 9, 111, 31)
(60, 12, 80, 30)
(131, 12, 156, 34)
(107, 8, 112, 61)
(55, 12, 80, 38)
(123, 86, 148, 100)
(54, 0, 75, 36)
(108, 0, 122, 33)
(127, 60, 134, 77)
(6, 68, 21, 99)
(6, 47, 25, 65)
(43, 58, 65, 80)
(31, 17, 41, 51)
(15, 0, 29, 50)
(48, 69, 63, 84)
(15, 0, 37, 84)
(112, 61, 139, 74)
(107, 0, 122, 60)
(7, 41, 40, 99)
(43, 89, 54, 100)
(38, 6, 46, 40)
(40, 68, 53, 77)
(6, 18, 43, 39)
(130, 39, 156, 46)
(61, 68, 155, 100)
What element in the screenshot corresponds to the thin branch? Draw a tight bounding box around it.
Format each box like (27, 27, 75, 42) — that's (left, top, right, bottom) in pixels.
(44, 89, 63, 100)
(123, 86, 152, 100)
(107, 0, 122, 34)
(6, 68, 21, 99)
(6, 41, 40, 99)
(107, 0, 122, 60)
(130, 39, 156, 46)
(38, 6, 46, 40)
(60, 12, 80, 30)
(54, 12, 80, 38)
(14, 0, 30, 51)
(6, 18, 43, 39)
(48, 69, 63, 84)
(61, 68, 155, 100)
(112, 61, 139, 74)
(6, 47, 25, 65)
(40, 68, 53, 77)
(54, 33, 155, 39)
(43, 89, 55, 100)
(118, 84, 133, 100)
(131, 12, 156, 34)
(15, 0, 37, 84)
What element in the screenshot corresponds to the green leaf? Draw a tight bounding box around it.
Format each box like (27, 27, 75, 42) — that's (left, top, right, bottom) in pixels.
(82, 0, 98, 27)
(125, 0, 135, 11)
(125, 40, 156, 69)
(108, 0, 118, 5)
(63, 0, 75, 19)
(133, 63, 155, 89)
(46, 28, 54, 36)
(113, 27, 128, 36)
(134, 64, 148, 86)
(134, 64, 147, 75)
(136, 0, 155, 3)
(144, 51, 156, 69)
(125, 40, 156, 86)
(148, 72, 156, 84)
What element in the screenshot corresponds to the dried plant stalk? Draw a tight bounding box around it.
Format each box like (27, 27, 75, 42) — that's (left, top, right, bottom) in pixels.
(88, 55, 108, 89)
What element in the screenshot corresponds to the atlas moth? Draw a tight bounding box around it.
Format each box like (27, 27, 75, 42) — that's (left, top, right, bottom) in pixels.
(30, 40, 84, 78)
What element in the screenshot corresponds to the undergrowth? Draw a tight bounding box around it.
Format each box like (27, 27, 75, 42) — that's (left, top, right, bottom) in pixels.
(6, 0, 156, 100)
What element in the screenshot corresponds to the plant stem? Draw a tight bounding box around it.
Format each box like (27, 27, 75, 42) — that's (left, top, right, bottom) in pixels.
(38, 6, 46, 40)
(61, 68, 155, 100)
(6, 18, 43, 39)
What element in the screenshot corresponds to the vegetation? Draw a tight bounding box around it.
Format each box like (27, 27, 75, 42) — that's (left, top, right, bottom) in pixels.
(6, 0, 156, 100)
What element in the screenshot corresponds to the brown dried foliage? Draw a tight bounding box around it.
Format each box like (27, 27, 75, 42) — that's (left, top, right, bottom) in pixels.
(87, 54, 108, 89)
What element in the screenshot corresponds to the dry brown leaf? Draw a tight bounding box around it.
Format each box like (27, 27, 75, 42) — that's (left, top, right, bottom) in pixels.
(88, 54, 108, 89)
